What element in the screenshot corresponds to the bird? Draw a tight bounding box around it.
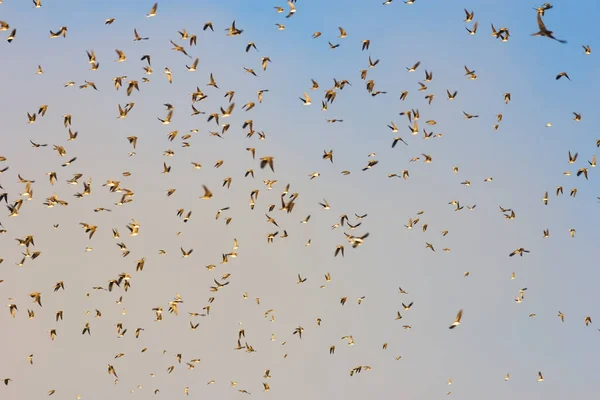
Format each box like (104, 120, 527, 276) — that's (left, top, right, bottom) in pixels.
(146, 2, 158, 17)
(200, 185, 213, 199)
(449, 309, 463, 329)
(509, 248, 530, 257)
(260, 156, 275, 172)
(465, 22, 478, 35)
(49, 26, 67, 38)
(532, 10, 567, 43)
(299, 92, 311, 105)
(537, 371, 544, 382)
(170, 39, 192, 58)
(114, 49, 126, 62)
(6, 28, 17, 43)
(133, 28, 149, 41)
(464, 9, 474, 22)
(406, 61, 421, 72)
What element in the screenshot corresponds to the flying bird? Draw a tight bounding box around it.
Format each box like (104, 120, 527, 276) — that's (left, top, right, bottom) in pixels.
(146, 2, 158, 17)
(449, 309, 463, 329)
(532, 11, 567, 43)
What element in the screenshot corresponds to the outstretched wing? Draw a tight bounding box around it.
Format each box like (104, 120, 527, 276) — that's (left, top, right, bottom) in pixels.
(536, 13, 547, 32)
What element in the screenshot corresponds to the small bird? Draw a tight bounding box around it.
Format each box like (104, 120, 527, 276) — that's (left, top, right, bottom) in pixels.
(466, 22, 478, 35)
(509, 248, 530, 257)
(114, 49, 126, 62)
(7, 28, 17, 43)
(464, 9, 474, 22)
(406, 61, 421, 72)
(133, 28, 149, 41)
(146, 2, 158, 17)
(449, 309, 463, 329)
(200, 185, 213, 199)
(532, 11, 567, 43)
(260, 156, 275, 172)
(537, 371, 544, 382)
(299, 92, 311, 105)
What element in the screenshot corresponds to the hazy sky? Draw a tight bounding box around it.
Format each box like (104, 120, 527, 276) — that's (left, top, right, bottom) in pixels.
(1, 0, 599, 399)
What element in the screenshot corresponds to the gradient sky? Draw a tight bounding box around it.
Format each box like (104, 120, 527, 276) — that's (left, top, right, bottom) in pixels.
(1, 0, 599, 399)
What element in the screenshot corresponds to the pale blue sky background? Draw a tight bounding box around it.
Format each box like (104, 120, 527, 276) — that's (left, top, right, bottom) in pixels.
(1, 0, 599, 399)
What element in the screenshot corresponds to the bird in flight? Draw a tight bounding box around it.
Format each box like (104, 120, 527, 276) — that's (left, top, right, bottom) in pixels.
(532, 8, 567, 43)
(146, 2, 158, 17)
(449, 309, 463, 329)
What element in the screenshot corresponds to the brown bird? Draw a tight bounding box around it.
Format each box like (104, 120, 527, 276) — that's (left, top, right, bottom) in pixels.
(449, 309, 463, 329)
(260, 156, 275, 172)
(532, 11, 567, 43)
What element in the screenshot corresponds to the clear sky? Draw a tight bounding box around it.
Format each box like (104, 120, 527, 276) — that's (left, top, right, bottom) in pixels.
(1, 0, 599, 399)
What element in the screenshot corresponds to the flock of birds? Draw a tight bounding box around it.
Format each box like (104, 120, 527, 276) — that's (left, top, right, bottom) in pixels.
(0, 0, 598, 398)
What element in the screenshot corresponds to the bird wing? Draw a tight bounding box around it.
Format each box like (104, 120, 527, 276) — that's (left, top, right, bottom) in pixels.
(536, 13, 547, 32)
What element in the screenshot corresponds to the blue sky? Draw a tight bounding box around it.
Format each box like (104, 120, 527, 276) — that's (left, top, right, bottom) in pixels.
(1, 0, 599, 399)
